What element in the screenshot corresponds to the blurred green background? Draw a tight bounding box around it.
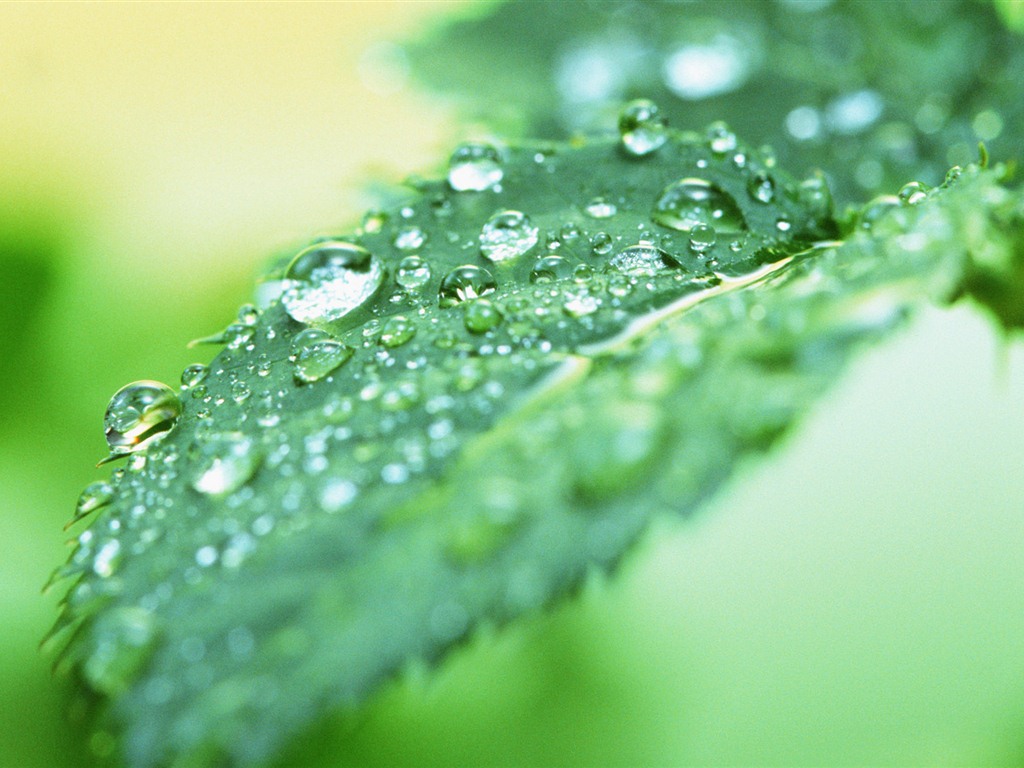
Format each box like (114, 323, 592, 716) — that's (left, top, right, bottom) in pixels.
(2, 2, 1023, 766)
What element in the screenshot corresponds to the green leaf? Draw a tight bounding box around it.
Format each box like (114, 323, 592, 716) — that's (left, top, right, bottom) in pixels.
(408, 0, 1023, 204)
(49, 123, 1018, 768)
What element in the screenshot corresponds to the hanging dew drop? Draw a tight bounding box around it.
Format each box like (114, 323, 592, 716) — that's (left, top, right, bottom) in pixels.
(291, 328, 354, 384)
(618, 99, 668, 157)
(396, 255, 432, 290)
(438, 265, 497, 307)
(652, 178, 747, 233)
(610, 243, 677, 275)
(479, 210, 539, 263)
(191, 433, 261, 497)
(281, 241, 385, 326)
(102, 381, 182, 461)
(447, 142, 504, 192)
(67, 481, 115, 528)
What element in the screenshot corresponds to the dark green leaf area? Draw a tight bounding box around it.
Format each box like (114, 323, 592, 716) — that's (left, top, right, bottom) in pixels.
(52, 146, 1021, 768)
(409, 0, 1022, 203)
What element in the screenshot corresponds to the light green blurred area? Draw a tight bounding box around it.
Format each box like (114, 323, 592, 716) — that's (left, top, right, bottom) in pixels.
(1, 3, 1023, 768)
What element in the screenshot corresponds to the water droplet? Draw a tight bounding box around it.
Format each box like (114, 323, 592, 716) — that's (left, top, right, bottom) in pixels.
(747, 171, 775, 203)
(67, 481, 114, 528)
(379, 315, 417, 348)
(191, 433, 261, 497)
(230, 381, 251, 404)
(563, 290, 600, 318)
(618, 99, 668, 156)
(775, 217, 792, 232)
(237, 303, 259, 325)
(610, 243, 676, 275)
(591, 232, 614, 255)
(292, 328, 353, 384)
(897, 181, 930, 206)
(463, 299, 503, 334)
(281, 241, 385, 326)
(447, 142, 503, 192)
(362, 209, 387, 234)
(479, 210, 539, 263)
(395, 255, 432, 290)
(573, 264, 595, 281)
(652, 178, 746, 233)
(180, 364, 209, 390)
(530, 255, 573, 283)
(584, 197, 617, 219)
(189, 323, 255, 349)
(438, 265, 497, 307)
(103, 381, 182, 460)
(688, 224, 717, 253)
(559, 222, 581, 241)
(706, 121, 737, 154)
(943, 165, 963, 187)
(394, 226, 426, 251)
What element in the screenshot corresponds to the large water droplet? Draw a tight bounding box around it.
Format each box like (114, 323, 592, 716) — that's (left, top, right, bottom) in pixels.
(652, 178, 746, 233)
(281, 241, 385, 326)
(291, 328, 353, 384)
(103, 381, 182, 461)
(688, 224, 717, 253)
(618, 99, 668, 157)
(610, 243, 676, 275)
(447, 142, 503, 192)
(396, 255, 432, 290)
(191, 433, 261, 497)
(438, 265, 497, 307)
(479, 210, 539, 263)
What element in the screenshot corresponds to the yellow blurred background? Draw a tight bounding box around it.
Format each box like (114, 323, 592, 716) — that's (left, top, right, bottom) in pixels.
(2, 3, 1024, 768)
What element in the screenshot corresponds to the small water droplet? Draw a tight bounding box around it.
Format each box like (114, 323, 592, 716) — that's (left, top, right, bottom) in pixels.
(563, 290, 600, 318)
(618, 99, 668, 156)
(237, 303, 259, 325)
(584, 197, 617, 219)
(857, 195, 901, 229)
(479, 210, 539, 263)
(530, 255, 573, 283)
(281, 241, 385, 326)
(610, 243, 676, 275)
(706, 121, 737, 154)
(447, 142, 503, 192)
(591, 232, 614, 255)
(180, 364, 209, 390)
(362, 209, 388, 234)
(573, 264, 595, 281)
(191, 432, 261, 497)
(379, 315, 417, 348)
(775, 217, 792, 232)
(943, 165, 963, 187)
(103, 381, 182, 461)
(747, 171, 775, 203)
(67, 481, 114, 528)
(438, 265, 497, 307)
(688, 224, 717, 252)
(395, 255, 432, 290)
(291, 328, 354, 384)
(394, 226, 426, 251)
(652, 178, 747, 233)
(463, 299, 503, 334)
(559, 222, 581, 241)
(897, 181, 930, 206)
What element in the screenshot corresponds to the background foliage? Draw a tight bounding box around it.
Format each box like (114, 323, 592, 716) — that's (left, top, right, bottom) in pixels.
(2, 2, 1023, 766)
